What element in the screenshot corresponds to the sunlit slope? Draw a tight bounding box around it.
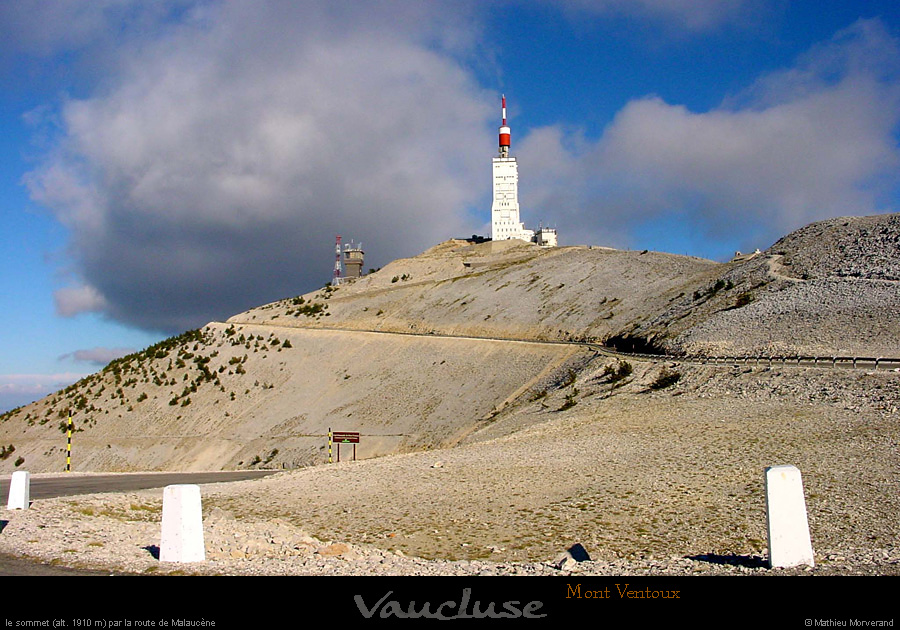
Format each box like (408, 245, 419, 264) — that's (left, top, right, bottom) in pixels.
(239, 215, 900, 358)
(232, 239, 721, 345)
(0, 324, 584, 472)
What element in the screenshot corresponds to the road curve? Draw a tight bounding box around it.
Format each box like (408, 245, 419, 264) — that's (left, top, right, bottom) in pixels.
(0, 470, 278, 575)
(0, 469, 278, 502)
(221, 320, 900, 371)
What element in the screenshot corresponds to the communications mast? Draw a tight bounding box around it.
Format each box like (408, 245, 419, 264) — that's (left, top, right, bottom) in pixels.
(491, 95, 533, 243)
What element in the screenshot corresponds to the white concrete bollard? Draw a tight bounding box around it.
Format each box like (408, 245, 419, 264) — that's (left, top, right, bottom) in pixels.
(6, 470, 30, 510)
(765, 465, 814, 568)
(160, 484, 205, 563)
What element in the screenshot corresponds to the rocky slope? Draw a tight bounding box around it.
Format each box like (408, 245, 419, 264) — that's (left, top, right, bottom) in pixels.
(0, 212, 898, 576)
(232, 238, 720, 345)
(641, 213, 900, 356)
(0, 213, 897, 475)
(234, 213, 900, 358)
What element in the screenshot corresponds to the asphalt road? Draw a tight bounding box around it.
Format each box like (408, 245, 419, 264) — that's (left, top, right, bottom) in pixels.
(0, 469, 279, 575)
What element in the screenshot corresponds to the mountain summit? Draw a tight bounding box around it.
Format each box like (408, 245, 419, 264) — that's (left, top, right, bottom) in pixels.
(2, 213, 897, 473)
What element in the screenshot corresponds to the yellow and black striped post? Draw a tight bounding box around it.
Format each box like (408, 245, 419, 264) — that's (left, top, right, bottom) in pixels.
(65, 410, 74, 472)
(328, 427, 333, 464)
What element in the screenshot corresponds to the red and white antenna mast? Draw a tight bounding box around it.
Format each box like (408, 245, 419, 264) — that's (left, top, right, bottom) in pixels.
(333, 235, 343, 285)
(498, 94, 511, 158)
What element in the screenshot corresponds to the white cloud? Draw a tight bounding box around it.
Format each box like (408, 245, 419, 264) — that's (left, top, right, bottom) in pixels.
(0, 373, 89, 413)
(54, 285, 109, 317)
(27, 1, 493, 332)
(0, 1, 191, 56)
(553, 0, 766, 32)
(0, 373, 87, 392)
(59, 347, 136, 366)
(518, 18, 900, 254)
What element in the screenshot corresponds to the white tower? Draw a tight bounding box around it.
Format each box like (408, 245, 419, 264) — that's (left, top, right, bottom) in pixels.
(332, 235, 343, 285)
(491, 95, 534, 243)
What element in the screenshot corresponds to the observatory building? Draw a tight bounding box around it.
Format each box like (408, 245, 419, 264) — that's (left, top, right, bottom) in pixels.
(343, 241, 364, 279)
(490, 96, 557, 247)
(331, 236, 365, 285)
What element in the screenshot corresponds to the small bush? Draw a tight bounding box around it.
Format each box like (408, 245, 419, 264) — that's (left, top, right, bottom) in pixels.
(294, 302, 325, 317)
(694, 279, 734, 301)
(558, 388, 579, 411)
(559, 369, 577, 388)
(603, 360, 632, 383)
(650, 369, 681, 390)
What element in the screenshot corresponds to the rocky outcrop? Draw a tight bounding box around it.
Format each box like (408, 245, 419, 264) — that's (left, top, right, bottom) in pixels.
(770, 213, 900, 281)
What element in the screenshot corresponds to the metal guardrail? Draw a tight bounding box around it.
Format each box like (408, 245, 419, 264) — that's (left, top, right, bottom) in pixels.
(690, 355, 900, 370)
(581, 341, 900, 371)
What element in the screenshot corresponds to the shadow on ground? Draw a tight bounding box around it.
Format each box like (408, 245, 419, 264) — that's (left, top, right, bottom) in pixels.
(688, 553, 768, 569)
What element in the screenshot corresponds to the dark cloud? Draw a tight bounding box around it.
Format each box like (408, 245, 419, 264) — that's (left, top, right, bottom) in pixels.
(21, 4, 900, 334)
(26, 1, 492, 333)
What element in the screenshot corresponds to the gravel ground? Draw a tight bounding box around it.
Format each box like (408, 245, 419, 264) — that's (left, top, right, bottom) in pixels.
(2, 361, 897, 577)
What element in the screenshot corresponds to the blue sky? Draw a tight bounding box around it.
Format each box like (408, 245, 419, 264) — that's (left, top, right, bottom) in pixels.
(2, 0, 899, 411)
